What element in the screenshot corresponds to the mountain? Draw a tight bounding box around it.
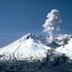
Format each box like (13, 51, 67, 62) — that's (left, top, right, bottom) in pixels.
(0, 33, 72, 60)
(0, 33, 72, 72)
(0, 33, 51, 61)
(0, 33, 72, 61)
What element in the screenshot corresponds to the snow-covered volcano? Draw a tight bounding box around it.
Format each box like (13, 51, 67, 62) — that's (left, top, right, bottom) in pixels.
(0, 33, 51, 61)
(0, 33, 72, 61)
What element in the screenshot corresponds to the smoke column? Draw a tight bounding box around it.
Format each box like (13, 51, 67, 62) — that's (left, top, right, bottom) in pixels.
(42, 9, 62, 43)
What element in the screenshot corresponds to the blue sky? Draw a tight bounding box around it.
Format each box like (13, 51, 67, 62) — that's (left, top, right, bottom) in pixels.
(0, 0, 72, 47)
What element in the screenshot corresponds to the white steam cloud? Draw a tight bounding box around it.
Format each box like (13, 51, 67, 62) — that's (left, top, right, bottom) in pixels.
(42, 9, 62, 43)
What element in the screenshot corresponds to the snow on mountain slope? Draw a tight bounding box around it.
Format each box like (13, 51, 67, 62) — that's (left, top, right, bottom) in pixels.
(55, 34, 72, 45)
(55, 36, 72, 59)
(0, 33, 72, 62)
(0, 33, 51, 61)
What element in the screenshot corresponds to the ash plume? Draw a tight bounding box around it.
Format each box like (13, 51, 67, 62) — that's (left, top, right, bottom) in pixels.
(42, 9, 62, 43)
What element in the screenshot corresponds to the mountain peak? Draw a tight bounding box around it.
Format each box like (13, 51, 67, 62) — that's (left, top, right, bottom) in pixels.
(23, 33, 33, 39)
(21, 33, 38, 40)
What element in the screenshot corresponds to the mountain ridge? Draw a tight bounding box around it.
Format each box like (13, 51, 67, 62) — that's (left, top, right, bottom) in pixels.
(0, 33, 72, 62)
